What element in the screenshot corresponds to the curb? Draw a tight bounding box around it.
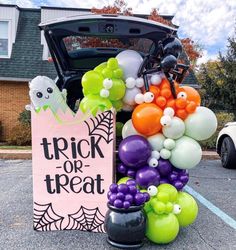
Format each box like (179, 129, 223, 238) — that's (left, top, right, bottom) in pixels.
(0, 150, 220, 161)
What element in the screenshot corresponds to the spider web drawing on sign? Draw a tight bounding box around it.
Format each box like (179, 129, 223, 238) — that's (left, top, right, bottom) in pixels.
(33, 202, 64, 231)
(65, 206, 106, 233)
(84, 110, 113, 144)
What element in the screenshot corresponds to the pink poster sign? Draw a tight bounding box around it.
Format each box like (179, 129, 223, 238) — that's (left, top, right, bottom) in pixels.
(31, 108, 115, 233)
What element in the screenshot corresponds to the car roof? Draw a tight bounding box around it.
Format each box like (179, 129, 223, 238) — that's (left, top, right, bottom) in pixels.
(39, 13, 178, 34)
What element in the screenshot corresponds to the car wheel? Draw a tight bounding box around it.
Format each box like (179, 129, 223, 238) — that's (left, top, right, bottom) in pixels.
(220, 137, 236, 169)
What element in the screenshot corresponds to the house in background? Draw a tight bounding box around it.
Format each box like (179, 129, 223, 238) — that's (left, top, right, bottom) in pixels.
(0, 4, 199, 141)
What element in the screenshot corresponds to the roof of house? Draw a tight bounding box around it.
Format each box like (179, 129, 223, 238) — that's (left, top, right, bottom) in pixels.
(0, 5, 198, 87)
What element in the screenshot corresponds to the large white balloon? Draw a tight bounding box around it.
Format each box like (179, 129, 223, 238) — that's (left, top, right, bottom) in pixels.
(122, 119, 141, 139)
(147, 133, 166, 151)
(116, 50, 143, 79)
(162, 117, 185, 139)
(184, 106, 217, 141)
(123, 87, 141, 106)
(170, 136, 202, 169)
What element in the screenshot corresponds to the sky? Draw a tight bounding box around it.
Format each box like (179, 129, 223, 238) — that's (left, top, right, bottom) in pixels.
(2, 0, 236, 64)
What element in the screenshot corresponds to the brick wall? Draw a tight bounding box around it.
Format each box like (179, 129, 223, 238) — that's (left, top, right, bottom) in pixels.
(0, 81, 30, 141)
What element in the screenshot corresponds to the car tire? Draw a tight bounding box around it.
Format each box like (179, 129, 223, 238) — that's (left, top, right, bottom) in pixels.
(220, 136, 236, 169)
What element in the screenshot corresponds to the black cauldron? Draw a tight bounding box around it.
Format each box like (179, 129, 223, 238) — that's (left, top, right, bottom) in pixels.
(104, 203, 147, 249)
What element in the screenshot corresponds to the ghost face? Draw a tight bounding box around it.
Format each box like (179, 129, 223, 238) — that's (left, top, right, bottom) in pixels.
(29, 76, 57, 108)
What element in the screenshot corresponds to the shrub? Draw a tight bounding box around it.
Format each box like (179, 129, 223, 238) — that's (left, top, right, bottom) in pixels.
(18, 110, 31, 125)
(200, 111, 235, 150)
(7, 124, 31, 146)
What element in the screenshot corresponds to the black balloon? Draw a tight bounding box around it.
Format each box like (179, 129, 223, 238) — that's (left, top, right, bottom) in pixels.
(160, 54, 177, 73)
(163, 37, 183, 58)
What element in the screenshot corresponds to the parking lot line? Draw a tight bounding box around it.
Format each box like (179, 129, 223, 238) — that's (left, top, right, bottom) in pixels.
(184, 185, 236, 230)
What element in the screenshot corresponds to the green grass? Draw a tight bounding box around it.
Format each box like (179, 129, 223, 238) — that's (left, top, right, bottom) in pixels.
(0, 145, 32, 150)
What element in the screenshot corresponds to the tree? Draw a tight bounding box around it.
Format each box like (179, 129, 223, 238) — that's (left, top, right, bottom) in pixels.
(91, 0, 132, 15)
(197, 30, 236, 111)
(148, 9, 202, 67)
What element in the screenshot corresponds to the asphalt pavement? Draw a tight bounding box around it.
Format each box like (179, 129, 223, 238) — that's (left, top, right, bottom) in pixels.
(0, 159, 236, 250)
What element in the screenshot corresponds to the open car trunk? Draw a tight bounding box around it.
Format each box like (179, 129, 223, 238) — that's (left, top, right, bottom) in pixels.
(39, 14, 178, 111)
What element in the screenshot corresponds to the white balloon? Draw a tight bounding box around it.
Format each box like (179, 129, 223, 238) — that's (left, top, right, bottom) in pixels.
(164, 107, 175, 117)
(150, 74, 162, 85)
(162, 117, 185, 139)
(170, 136, 202, 169)
(125, 77, 136, 89)
(29, 75, 69, 113)
(135, 93, 144, 104)
(144, 92, 154, 103)
(148, 133, 166, 151)
(116, 50, 143, 79)
(160, 148, 171, 159)
(184, 106, 218, 141)
(122, 119, 140, 139)
(123, 87, 141, 106)
(100, 89, 109, 98)
(160, 115, 172, 127)
(135, 77, 144, 88)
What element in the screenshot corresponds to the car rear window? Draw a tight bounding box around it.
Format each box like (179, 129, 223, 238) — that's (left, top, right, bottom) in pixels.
(62, 35, 154, 55)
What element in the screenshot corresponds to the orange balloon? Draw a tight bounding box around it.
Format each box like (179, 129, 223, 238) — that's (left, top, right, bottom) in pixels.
(132, 103, 163, 136)
(176, 109, 188, 120)
(149, 86, 160, 99)
(156, 96, 167, 108)
(186, 101, 197, 113)
(182, 86, 201, 106)
(160, 79, 170, 89)
(166, 98, 176, 110)
(175, 98, 187, 109)
(160, 88, 172, 99)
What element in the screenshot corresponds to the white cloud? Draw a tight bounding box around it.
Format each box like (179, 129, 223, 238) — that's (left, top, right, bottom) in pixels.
(2, 0, 235, 64)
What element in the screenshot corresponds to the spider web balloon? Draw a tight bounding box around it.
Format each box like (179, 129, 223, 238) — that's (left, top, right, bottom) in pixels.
(33, 202, 64, 231)
(84, 110, 114, 144)
(65, 206, 106, 233)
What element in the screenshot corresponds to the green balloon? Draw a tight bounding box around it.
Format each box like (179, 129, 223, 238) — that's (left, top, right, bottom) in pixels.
(157, 192, 169, 203)
(82, 71, 104, 95)
(109, 79, 126, 101)
(102, 68, 113, 79)
(116, 122, 124, 137)
(165, 202, 174, 214)
(117, 177, 131, 185)
(158, 184, 178, 202)
(111, 99, 123, 111)
(185, 106, 217, 141)
(175, 192, 198, 227)
(113, 68, 124, 79)
(80, 94, 112, 116)
(170, 136, 202, 170)
(107, 58, 119, 70)
(94, 62, 107, 73)
(146, 212, 179, 244)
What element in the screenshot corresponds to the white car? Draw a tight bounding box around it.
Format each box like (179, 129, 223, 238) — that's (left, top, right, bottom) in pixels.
(216, 122, 236, 169)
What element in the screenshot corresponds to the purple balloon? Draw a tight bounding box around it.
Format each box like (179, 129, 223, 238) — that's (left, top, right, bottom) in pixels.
(136, 166, 160, 189)
(116, 192, 125, 201)
(118, 184, 129, 194)
(114, 199, 123, 208)
(127, 169, 136, 178)
(179, 174, 189, 184)
(173, 180, 184, 190)
(123, 201, 131, 209)
(126, 179, 136, 186)
(117, 163, 127, 175)
(168, 173, 178, 182)
(118, 135, 152, 168)
(160, 178, 170, 184)
(109, 184, 118, 193)
(129, 185, 138, 195)
(143, 192, 150, 202)
(109, 194, 117, 204)
(134, 193, 146, 206)
(125, 194, 134, 204)
(158, 158, 173, 176)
